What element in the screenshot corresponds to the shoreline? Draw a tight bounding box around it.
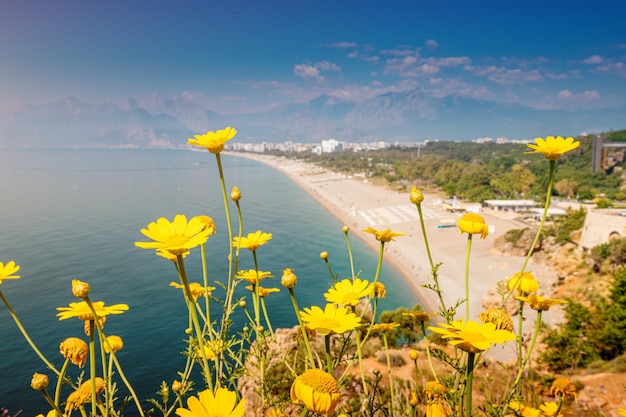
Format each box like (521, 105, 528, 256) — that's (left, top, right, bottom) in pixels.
(227, 151, 560, 323)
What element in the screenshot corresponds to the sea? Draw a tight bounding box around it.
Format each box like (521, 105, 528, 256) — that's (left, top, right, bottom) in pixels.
(0, 148, 419, 416)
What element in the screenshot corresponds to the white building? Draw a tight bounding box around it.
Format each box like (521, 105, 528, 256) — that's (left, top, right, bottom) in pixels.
(321, 139, 343, 153)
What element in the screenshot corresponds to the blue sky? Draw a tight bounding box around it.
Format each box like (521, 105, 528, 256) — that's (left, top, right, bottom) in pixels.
(1, 0, 626, 140)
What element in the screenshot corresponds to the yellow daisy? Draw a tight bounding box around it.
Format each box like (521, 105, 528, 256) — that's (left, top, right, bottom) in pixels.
(135, 214, 213, 255)
(525, 136, 580, 161)
(65, 378, 105, 413)
(245, 285, 280, 297)
(515, 294, 567, 311)
(324, 278, 374, 306)
(176, 387, 245, 417)
(57, 301, 129, 321)
(232, 230, 272, 251)
(539, 401, 563, 417)
(428, 319, 516, 353)
(457, 213, 488, 239)
(169, 282, 216, 300)
(236, 269, 273, 285)
(0, 260, 20, 285)
(300, 304, 361, 335)
(372, 322, 400, 332)
(187, 126, 238, 154)
(549, 377, 578, 401)
(479, 308, 515, 332)
(363, 227, 405, 242)
(506, 271, 539, 293)
(290, 369, 340, 416)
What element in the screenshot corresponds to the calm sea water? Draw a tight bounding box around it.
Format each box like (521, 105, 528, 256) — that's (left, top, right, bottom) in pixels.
(0, 149, 418, 416)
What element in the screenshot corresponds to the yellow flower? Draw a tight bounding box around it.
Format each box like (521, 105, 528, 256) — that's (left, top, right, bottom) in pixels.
(59, 337, 89, 367)
(187, 126, 238, 154)
(539, 401, 563, 417)
(235, 269, 273, 285)
(424, 381, 446, 400)
(172, 380, 183, 393)
(300, 304, 361, 335)
(0, 260, 20, 284)
(409, 391, 418, 407)
(479, 308, 515, 332)
(290, 369, 340, 416)
(457, 213, 488, 239)
(550, 377, 578, 401)
(319, 251, 329, 260)
(265, 408, 285, 417)
(230, 186, 242, 202)
(324, 278, 374, 306)
(363, 226, 405, 242)
(245, 285, 280, 297)
(176, 387, 245, 417)
(197, 340, 225, 361)
(342, 225, 350, 233)
(71, 279, 91, 299)
(520, 406, 542, 417)
(57, 301, 129, 321)
(169, 282, 216, 300)
(618, 408, 626, 417)
(104, 335, 124, 353)
(196, 215, 217, 235)
(409, 349, 419, 361)
(65, 378, 105, 413)
(410, 186, 424, 204)
(31, 373, 49, 390)
(232, 230, 272, 251)
(515, 294, 567, 311)
(428, 319, 516, 353)
(526, 136, 580, 161)
(135, 214, 213, 255)
(374, 282, 387, 299)
(507, 271, 539, 294)
(372, 322, 399, 332)
(402, 311, 437, 322)
(426, 402, 450, 417)
(281, 268, 298, 289)
(156, 249, 189, 262)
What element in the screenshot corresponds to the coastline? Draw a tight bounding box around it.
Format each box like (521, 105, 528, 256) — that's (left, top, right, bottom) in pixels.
(227, 151, 560, 323)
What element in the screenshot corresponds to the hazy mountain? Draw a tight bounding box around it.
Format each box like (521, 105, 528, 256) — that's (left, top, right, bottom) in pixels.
(0, 90, 623, 148)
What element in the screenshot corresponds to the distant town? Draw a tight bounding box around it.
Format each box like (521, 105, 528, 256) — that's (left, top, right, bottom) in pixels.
(226, 136, 535, 154)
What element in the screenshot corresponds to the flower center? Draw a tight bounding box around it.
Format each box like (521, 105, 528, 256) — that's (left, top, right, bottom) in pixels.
(300, 370, 339, 394)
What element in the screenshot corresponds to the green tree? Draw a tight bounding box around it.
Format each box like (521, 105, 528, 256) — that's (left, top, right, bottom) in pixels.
(379, 304, 426, 347)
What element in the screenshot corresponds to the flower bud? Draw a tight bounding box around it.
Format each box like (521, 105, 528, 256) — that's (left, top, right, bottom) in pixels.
(239, 300, 247, 308)
(71, 279, 90, 299)
(230, 186, 242, 202)
(409, 349, 419, 361)
(342, 225, 349, 233)
(31, 373, 49, 390)
(319, 251, 328, 260)
(185, 328, 192, 335)
(281, 268, 298, 289)
(410, 186, 424, 204)
(104, 335, 124, 353)
(172, 380, 183, 393)
(374, 282, 387, 299)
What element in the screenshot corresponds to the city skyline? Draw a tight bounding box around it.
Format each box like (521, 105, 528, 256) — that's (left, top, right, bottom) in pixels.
(1, 0, 626, 145)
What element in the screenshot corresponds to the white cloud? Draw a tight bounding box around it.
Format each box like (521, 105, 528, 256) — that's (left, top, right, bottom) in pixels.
(557, 90, 574, 99)
(347, 50, 358, 59)
(317, 61, 341, 71)
(583, 54, 603, 64)
(597, 61, 626, 77)
(557, 89, 600, 100)
(425, 39, 439, 49)
(326, 41, 359, 48)
(583, 90, 601, 99)
(465, 65, 543, 84)
(294, 64, 323, 80)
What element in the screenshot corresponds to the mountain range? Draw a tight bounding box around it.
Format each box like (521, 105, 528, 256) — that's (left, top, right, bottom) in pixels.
(1, 90, 623, 148)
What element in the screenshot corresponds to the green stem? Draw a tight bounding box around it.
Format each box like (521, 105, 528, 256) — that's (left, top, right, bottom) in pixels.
(0, 290, 61, 376)
(40, 389, 65, 417)
(55, 358, 71, 412)
(383, 334, 396, 417)
(261, 297, 274, 336)
(344, 229, 356, 280)
(420, 321, 438, 380)
(177, 254, 214, 391)
(503, 161, 555, 304)
(465, 352, 476, 417)
(372, 241, 385, 286)
(88, 321, 97, 416)
(464, 235, 473, 321)
(324, 335, 332, 373)
(415, 204, 447, 312)
(323, 259, 337, 284)
(288, 288, 315, 367)
(506, 311, 543, 406)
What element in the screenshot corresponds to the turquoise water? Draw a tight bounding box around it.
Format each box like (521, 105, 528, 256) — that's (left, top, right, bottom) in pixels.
(0, 149, 419, 415)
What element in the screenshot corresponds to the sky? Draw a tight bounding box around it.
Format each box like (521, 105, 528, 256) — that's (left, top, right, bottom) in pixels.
(1, 0, 625, 139)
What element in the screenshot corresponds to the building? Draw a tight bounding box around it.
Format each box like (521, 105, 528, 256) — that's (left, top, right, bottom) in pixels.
(482, 200, 536, 212)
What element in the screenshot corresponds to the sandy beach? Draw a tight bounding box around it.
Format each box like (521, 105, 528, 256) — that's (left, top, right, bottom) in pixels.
(228, 152, 559, 326)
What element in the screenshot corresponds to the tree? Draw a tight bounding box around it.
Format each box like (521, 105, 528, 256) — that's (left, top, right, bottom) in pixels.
(554, 178, 578, 199)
